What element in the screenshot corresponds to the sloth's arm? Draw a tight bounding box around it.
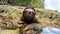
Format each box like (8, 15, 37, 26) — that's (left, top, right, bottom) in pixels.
(23, 23, 43, 32)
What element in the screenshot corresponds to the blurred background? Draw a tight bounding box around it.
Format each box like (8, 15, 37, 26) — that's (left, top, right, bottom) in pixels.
(0, 0, 60, 12)
(0, 0, 44, 8)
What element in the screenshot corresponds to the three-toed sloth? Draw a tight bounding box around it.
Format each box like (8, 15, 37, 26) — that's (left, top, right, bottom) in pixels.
(21, 5, 42, 34)
(21, 5, 39, 24)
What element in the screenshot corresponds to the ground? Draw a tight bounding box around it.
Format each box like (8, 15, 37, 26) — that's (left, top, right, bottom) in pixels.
(0, 5, 60, 34)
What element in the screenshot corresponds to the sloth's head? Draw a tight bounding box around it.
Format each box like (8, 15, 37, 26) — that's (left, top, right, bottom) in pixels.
(23, 5, 36, 22)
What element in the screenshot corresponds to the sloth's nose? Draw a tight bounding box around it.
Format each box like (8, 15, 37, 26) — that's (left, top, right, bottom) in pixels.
(29, 12, 31, 14)
(29, 11, 33, 14)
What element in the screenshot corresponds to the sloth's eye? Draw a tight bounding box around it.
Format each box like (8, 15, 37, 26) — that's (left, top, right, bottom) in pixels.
(25, 11, 28, 12)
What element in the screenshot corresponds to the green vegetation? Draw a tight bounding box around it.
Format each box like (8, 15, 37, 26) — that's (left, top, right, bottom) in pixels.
(30, 0, 44, 8)
(0, 0, 44, 8)
(7, 0, 44, 8)
(19, 0, 44, 8)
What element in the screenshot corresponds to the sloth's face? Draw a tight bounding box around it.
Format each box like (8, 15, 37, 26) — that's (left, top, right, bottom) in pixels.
(23, 9, 35, 20)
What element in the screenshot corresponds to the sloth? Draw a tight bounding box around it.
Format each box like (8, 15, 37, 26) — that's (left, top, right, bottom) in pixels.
(21, 5, 38, 24)
(20, 5, 42, 34)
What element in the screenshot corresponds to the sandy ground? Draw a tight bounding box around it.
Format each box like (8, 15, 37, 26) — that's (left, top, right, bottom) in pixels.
(0, 28, 20, 34)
